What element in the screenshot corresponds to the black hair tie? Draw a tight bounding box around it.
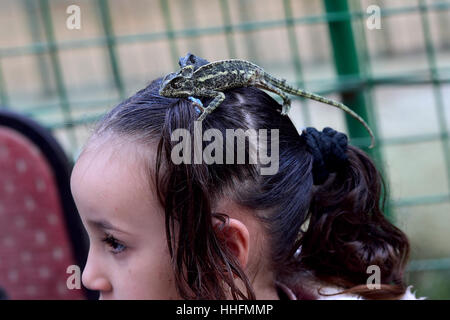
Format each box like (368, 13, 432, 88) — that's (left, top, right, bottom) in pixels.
(301, 127, 349, 185)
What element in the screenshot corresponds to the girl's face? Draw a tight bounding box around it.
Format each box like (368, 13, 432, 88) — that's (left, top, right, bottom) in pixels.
(70, 136, 180, 299)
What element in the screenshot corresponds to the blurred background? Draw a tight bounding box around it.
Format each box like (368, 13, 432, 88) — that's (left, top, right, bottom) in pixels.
(0, 0, 449, 299)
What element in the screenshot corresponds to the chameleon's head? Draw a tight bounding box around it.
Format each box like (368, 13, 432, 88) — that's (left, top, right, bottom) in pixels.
(159, 65, 195, 97)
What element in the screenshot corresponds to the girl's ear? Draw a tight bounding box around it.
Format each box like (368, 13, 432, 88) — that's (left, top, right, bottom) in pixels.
(213, 217, 250, 272)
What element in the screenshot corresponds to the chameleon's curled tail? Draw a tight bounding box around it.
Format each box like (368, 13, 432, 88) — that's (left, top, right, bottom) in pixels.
(265, 74, 375, 149)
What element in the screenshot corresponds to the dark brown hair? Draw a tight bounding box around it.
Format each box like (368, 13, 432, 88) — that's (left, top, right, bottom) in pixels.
(88, 77, 410, 300)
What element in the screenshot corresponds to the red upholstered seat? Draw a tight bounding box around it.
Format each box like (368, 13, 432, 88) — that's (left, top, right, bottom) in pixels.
(0, 126, 86, 299)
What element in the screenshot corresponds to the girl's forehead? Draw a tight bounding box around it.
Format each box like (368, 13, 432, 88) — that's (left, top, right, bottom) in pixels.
(74, 135, 156, 184)
(71, 136, 161, 230)
(72, 139, 141, 188)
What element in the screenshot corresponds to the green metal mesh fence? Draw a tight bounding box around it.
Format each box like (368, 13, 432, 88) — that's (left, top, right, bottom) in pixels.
(1, 0, 450, 298)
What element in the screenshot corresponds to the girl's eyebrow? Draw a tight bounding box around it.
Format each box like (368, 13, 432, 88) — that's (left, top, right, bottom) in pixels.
(88, 219, 130, 235)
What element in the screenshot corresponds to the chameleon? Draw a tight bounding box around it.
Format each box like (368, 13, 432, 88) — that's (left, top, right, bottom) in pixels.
(159, 58, 375, 148)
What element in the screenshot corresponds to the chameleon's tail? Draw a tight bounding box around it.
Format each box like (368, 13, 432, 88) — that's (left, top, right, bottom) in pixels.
(265, 74, 375, 149)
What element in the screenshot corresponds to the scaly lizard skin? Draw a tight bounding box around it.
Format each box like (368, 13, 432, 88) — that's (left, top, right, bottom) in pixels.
(159, 59, 375, 148)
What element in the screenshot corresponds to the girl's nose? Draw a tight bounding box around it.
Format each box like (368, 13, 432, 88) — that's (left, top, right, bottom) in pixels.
(81, 249, 112, 293)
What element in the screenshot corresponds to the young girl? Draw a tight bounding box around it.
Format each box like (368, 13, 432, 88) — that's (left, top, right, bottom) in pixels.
(70, 77, 422, 300)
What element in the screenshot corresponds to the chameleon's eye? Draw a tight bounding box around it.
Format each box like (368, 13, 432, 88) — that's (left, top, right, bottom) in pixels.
(171, 78, 181, 89)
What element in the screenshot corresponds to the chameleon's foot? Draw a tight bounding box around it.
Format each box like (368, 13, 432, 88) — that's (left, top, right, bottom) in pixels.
(188, 97, 204, 115)
(280, 99, 291, 115)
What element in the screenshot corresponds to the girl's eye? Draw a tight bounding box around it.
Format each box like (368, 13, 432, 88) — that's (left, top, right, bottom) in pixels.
(102, 234, 126, 254)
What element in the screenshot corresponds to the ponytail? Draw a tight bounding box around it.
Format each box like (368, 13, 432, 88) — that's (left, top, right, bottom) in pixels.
(297, 133, 410, 299)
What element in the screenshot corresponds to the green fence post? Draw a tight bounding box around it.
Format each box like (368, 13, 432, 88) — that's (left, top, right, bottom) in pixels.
(97, 0, 126, 100)
(0, 60, 8, 108)
(282, 0, 311, 126)
(237, 0, 259, 63)
(418, 0, 450, 199)
(160, 0, 180, 70)
(180, 0, 203, 56)
(349, 1, 398, 222)
(23, 0, 52, 96)
(322, 0, 392, 219)
(39, 0, 77, 158)
(219, 0, 237, 58)
(322, 0, 374, 154)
